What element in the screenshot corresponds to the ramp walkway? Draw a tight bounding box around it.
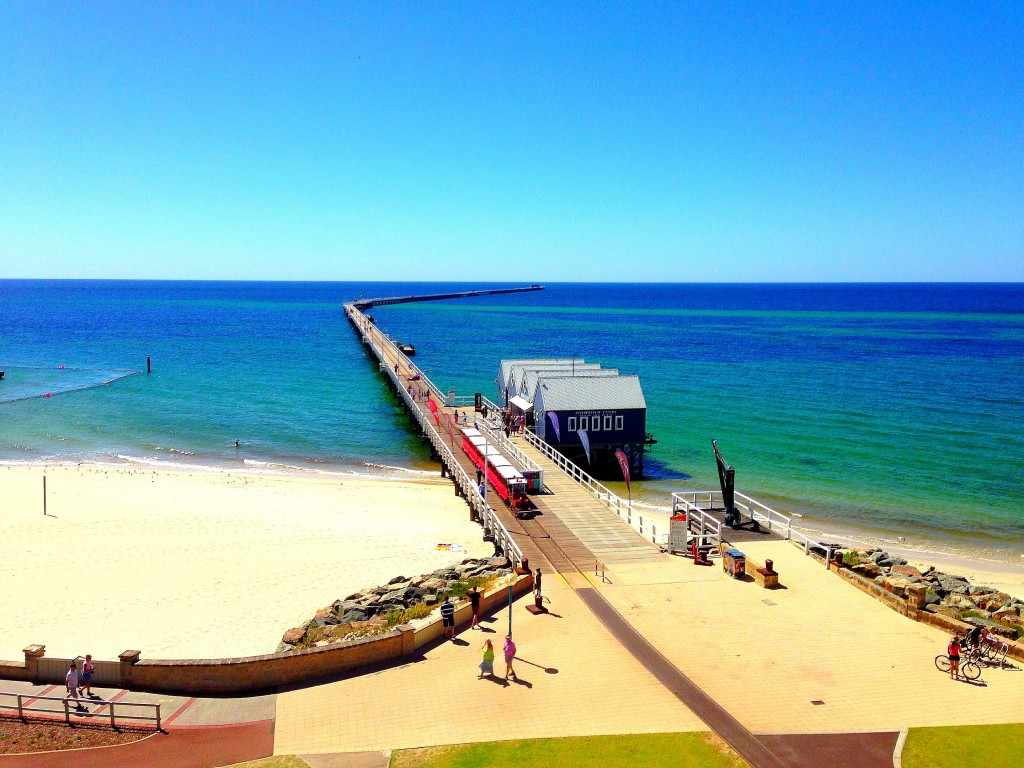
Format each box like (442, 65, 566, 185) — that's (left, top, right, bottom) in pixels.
(512, 436, 665, 567)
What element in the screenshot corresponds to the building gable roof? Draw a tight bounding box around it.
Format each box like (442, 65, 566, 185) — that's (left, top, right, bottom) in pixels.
(535, 374, 646, 411)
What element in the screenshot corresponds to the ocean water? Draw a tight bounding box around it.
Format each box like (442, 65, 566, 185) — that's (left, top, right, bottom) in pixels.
(2, 280, 1022, 557)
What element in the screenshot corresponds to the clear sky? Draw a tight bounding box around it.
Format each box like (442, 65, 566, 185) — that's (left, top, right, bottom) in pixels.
(1, 2, 1021, 281)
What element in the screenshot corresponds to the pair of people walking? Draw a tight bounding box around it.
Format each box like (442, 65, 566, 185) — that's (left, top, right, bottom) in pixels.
(64, 654, 95, 710)
(478, 635, 516, 681)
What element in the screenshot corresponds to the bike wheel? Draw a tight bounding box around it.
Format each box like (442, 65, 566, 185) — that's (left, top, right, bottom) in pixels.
(934, 655, 951, 673)
(962, 661, 981, 681)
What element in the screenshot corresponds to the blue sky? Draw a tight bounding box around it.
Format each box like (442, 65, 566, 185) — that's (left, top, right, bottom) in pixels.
(1, 2, 1021, 281)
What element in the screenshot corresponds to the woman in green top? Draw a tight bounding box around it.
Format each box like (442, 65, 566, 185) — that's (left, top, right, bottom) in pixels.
(478, 639, 495, 678)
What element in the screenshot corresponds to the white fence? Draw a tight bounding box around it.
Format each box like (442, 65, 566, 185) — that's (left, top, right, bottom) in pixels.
(520, 429, 670, 547)
(346, 305, 524, 568)
(0, 690, 162, 730)
(475, 421, 543, 486)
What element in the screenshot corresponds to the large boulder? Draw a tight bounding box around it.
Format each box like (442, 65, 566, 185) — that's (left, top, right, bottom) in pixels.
(432, 568, 461, 581)
(333, 600, 363, 617)
(388, 575, 409, 585)
(926, 604, 960, 618)
(876, 554, 908, 568)
(977, 596, 1005, 613)
(881, 577, 916, 597)
(944, 593, 977, 611)
(340, 609, 369, 623)
(937, 575, 971, 595)
(282, 627, 305, 645)
(853, 562, 882, 579)
(891, 564, 923, 579)
(993, 606, 1020, 623)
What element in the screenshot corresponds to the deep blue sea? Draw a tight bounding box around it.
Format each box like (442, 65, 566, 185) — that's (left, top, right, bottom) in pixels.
(2, 281, 1022, 557)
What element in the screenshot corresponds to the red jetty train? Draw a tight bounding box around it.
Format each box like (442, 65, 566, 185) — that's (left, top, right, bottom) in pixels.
(459, 427, 534, 518)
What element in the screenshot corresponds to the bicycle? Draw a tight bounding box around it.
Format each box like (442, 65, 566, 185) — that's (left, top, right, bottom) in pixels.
(967, 638, 1010, 669)
(934, 653, 981, 681)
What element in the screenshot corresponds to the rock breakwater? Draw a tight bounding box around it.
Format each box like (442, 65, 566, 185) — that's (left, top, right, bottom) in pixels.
(278, 556, 514, 652)
(841, 548, 1024, 638)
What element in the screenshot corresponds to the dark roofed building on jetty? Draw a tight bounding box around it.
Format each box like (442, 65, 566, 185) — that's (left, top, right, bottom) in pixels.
(498, 358, 655, 478)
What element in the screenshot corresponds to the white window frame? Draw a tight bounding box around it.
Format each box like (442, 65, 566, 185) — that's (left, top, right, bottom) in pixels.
(603, 415, 612, 431)
(615, 415, 624, 431)
(568, 416, 577, 432)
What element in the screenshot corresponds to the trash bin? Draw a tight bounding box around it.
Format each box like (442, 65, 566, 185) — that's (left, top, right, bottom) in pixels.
(723, 548, 746, 579)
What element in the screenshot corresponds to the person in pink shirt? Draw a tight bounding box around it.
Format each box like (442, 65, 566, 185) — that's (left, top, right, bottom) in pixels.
(503, 635, 517, 681)
(80, 654, 95, 698)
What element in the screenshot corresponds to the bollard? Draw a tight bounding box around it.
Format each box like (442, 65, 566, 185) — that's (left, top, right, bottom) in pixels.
(146, 356, 151, 374)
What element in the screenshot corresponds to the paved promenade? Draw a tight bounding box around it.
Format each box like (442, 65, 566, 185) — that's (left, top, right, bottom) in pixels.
(598, 539, 1024, 733)
(274, 577, 704, 755)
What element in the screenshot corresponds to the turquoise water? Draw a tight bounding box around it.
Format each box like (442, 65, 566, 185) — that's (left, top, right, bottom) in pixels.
(2, 281, 1022, 555)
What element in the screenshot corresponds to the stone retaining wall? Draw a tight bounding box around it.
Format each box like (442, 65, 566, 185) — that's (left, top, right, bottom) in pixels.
(827, 560, 1024, 663)
(1, 575, 533, 696)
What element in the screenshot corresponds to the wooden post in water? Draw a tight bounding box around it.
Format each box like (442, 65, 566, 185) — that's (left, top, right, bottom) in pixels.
(147, 356, 151, 374)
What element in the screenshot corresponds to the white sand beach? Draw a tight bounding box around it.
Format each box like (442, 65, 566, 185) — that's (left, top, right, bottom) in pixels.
(0, 464, 494, 661)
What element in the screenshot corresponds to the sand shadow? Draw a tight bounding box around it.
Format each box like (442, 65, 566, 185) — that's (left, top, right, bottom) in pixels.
(958, 677, 988, 687)
(514, 658, 558, 674)
(509, 676, 533, 688)
(478, 674, 509, 687)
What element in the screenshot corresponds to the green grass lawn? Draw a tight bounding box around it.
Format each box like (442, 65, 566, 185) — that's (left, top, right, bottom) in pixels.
(390, 732, 749, 768)
(902, 724, 1024, 768)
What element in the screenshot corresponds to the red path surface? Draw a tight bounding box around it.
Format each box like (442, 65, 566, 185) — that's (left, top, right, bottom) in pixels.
(0, 721, 273, 768)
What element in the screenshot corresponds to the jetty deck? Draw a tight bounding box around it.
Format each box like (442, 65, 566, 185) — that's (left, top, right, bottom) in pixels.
(350, 303, 658, 574)
(344, 293, 802, 768)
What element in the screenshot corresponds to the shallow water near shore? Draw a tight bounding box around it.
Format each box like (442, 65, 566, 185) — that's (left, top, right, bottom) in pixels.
(2, 280, 1022, 562)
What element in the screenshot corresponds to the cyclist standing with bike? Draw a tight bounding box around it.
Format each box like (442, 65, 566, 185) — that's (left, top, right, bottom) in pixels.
(948, 633, 962, 680)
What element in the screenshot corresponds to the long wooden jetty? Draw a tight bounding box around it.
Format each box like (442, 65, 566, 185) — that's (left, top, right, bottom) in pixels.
(353, 285, 543, 311)
(344, 292, 798, 768)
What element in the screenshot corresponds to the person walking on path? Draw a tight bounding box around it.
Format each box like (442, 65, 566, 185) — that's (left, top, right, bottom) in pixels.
(440, 595, 456, 640)
(503, 635, 517, 681)
(478, 639, 495, 678)
(468, 586, 482, 629)
(948, 633, 962, 680)
(65, 662, 87, 711)
(534, 567, 542, 599)
(80, 654, 95, 698)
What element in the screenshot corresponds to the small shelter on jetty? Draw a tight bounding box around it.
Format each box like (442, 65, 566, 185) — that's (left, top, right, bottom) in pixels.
(497, 358, 654, 478)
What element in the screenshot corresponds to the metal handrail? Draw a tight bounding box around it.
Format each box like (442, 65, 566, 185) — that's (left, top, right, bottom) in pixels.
(520, 428, 669, 546)
(476, 421, 543, 475)
(0, 691, 161, 730)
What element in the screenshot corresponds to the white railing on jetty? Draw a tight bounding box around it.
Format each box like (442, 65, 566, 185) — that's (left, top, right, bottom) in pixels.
(345, 305, 524, 568)
(671, 491, 794, 540)
(520, 429, 670, 547)
(671, 494, 724, 545)
(670, 490, 840, 568)
(475, 421, 544, 485)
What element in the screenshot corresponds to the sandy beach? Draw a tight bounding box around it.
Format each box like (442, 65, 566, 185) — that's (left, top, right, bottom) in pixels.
(0, 464, 494, 661)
